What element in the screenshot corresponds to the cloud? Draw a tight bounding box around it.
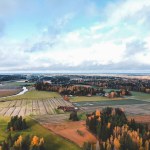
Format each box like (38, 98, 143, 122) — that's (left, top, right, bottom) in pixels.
(0, 20, 5, 37)
(0, 0, 150, 73)
(125, 40, 147, 56)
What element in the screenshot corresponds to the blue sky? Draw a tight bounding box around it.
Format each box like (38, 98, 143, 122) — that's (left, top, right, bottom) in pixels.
(0, 0, 150, 73)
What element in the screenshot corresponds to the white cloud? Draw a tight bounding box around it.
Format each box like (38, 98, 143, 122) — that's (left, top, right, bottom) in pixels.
(0, 0, 150, 72)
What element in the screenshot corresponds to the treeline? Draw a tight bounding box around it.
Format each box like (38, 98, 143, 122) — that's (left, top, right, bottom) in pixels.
(7, 116, 27, 131)
(35, 82, 131, 98)
(0, 116, 45, 150)
(0, 75, 26, 82)
(40, 76, 70, 85)
(70, 76, 150, 94)
(84, 108, 149, 150)
(0, 134, 45, 150)
(35, 82, 102, 96)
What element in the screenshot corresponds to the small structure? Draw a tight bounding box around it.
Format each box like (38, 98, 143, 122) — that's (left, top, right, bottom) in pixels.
(57, 106, 78, 112)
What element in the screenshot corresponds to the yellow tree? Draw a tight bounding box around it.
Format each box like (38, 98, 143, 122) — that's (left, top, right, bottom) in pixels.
(31, 136, 39, 146)
(114, 138, 120, 150)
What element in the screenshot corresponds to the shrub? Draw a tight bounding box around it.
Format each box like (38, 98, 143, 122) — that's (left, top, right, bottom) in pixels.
(7, 116, 27, 131)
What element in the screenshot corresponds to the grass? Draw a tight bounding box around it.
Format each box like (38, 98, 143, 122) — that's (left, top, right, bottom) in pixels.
(0, 90, 61, 101)
(73, 99, 149, 107)
(78, 112, 87, 120)
(70, 96, 125, 102)
(0, 116, 81, 150)
(130, 91, 150, 101)
(2, 81, 35, 87)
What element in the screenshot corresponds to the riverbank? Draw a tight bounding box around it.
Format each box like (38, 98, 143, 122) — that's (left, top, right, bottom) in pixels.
(0, 86, 28, 99)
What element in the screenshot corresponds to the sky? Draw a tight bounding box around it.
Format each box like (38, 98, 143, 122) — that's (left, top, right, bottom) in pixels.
(0, 0, 150, 73)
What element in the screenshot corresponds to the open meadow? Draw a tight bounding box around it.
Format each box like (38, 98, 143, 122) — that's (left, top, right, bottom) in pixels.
(130, 91, 150, 102)
(70, 96, 125, 102)
(0, 90, 61, 101)
(0, 116, 81, 150)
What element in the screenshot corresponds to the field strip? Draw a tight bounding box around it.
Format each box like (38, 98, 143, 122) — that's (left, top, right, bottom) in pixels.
(25, 100, 32, 116)
(43, 100, 51, 114)
(46, 100, 54, 114)
(61, 98, 72, 106)
(4, 107, 16, 116)
(6, 101, 12, 108)
(35, 100, 40, 115)
(32, 114, 69, 124)
(0, 108, 3, 112)
(47, 100, 56, 114)
(0, 107, 10, 116)
(42, 100, 48, 114)
(21, 100, 27, 106)
(15, 100, 22, 107)
(32, 100, 38, 115)
(18, 106, 26, 116)
(50, 99, 57, 109)
(56, 98, 65, 106)
(51, 99, 59, 108)
(9, 100, 17, 107)
(11, 107, 21, 116)
(38, 100, 47, 115)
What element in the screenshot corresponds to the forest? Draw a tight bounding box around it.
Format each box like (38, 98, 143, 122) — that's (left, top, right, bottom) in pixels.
(85, 107, 149, 150)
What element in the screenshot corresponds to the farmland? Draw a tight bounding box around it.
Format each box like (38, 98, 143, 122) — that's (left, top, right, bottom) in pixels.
(0, 90, 61, 101)
(0, 116, 81, 150)
(74, 100, 150, 116)
(130, 91, 150, 102)
(0, 79, 149, 149)
(0, 89, 21, 97)
(70, 95, 125, 102)
(0, 81, 34, 98)
(0, 97, 73, 117)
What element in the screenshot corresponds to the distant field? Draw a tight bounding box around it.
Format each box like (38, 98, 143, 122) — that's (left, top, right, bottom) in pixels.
(130, 91, 150, 101)
(70, 96, 125, 102)
(0, 89, 21, 97)
(1, 81, 35, 87)
(1, 90, 61, 101)
(73, 99, 149, 107)
(0, 117, 81, 150)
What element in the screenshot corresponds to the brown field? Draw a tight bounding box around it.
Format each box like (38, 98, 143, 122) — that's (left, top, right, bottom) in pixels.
(0, 89, 21, 97)
(128, 115, 150, 129)
(0, 98, 73, 116)
(43, 121, 96, 147)
(34, 114, 97, 148)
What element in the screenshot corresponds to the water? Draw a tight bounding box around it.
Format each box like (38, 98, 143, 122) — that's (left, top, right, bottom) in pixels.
(16, 87, 28, 96)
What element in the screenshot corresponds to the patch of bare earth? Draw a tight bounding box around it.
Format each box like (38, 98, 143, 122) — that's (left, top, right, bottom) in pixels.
(0, 89, 21, 97)
(128, 115, 150, 129)
(43, 121, 96, 147)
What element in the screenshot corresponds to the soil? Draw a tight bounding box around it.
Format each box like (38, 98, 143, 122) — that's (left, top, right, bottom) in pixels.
(43, 121, 96, 147)
(128, 115, 150, 129)
(0, 89, 21, 97)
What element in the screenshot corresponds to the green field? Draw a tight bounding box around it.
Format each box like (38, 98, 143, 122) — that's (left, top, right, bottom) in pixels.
(0, 90, 61, 101)
(73, 99, 149, 107)
(70, 96, 125, 102)
(0, 117, 81, 150)
(6, 81, 35, 86)
(0, 81, 35, 89)
(130, 91, 150, 101)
